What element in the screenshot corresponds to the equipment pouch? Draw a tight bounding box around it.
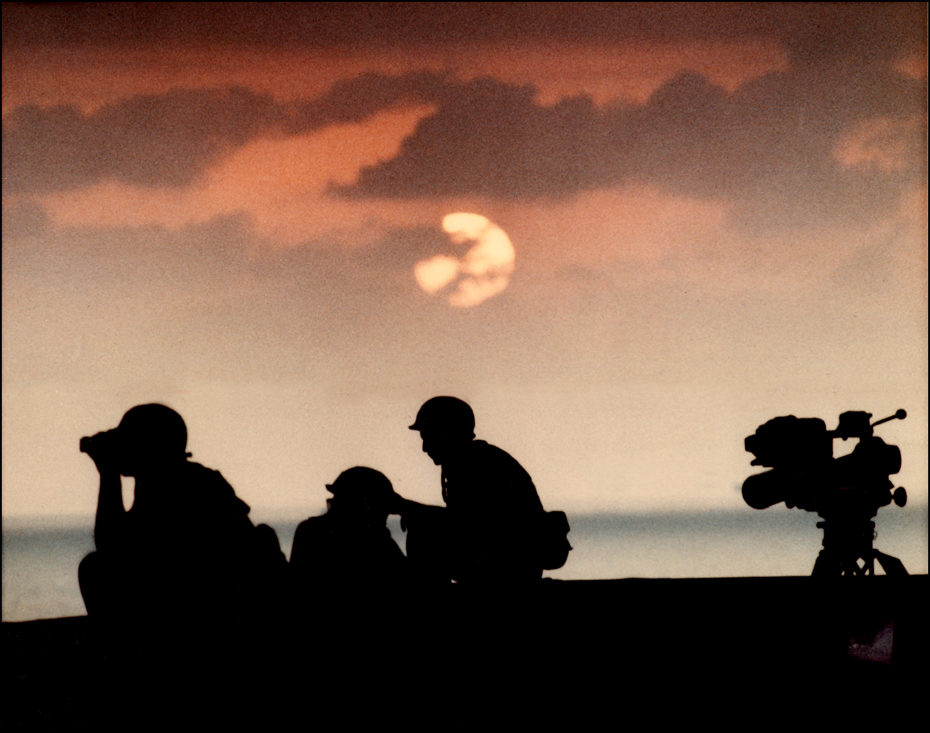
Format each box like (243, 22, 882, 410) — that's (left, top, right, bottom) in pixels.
(538, 510, 572, 570)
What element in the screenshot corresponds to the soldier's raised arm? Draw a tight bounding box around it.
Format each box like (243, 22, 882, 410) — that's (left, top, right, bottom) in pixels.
(80, 430, 127, 553)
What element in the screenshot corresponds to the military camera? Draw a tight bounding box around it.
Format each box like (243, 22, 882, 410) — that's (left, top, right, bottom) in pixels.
(742, 409, 909, 576)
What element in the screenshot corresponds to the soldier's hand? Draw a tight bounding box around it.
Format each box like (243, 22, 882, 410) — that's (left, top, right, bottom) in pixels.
(81, 432, 121, 475)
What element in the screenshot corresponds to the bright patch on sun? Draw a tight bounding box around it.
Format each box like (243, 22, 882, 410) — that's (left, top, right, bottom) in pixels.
(414, 213, 516, 307)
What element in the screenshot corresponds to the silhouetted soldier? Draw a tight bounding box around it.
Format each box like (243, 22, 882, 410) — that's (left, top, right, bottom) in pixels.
(77, 404, 286, 627)
(396, 396, 546, 586)
(287, 466, 408, 680)
(289, 466, 407, 595)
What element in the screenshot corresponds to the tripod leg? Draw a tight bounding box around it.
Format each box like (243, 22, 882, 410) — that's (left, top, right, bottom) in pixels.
(873, 550, 909, 577)
(812, 550, 839, 577)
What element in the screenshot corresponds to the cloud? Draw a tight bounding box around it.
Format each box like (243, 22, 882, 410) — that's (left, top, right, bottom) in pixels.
(3, 87, 281, 193)
(834, 116, 928, 172)
(1, 71, 459, 195)
(284, 71, 458, 133)
(336, 65, 926, 227)
(333, 77, 610, 199)
(5, 59, 925, 231)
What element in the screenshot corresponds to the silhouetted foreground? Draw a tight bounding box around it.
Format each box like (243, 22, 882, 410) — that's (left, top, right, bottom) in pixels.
(77, 399, 573, 626)
(13, 400, 920, 728)
(4, 576, 926, 727)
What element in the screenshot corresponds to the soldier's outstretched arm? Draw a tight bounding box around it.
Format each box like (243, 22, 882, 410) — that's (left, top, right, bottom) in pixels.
(389, 495, 442, 530)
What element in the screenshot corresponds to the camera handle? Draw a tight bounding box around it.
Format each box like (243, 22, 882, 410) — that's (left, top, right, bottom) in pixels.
(870, 409, 906, 429)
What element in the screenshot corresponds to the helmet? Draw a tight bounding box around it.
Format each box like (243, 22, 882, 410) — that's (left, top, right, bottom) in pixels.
(409, 396, 475, 437)
(116, 404, 189, 458)
(327, 466, 395, 511)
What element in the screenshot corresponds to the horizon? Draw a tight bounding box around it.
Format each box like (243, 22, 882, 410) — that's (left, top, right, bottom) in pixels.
(4, 503, 927, 625)
(3, 476, 929, 524)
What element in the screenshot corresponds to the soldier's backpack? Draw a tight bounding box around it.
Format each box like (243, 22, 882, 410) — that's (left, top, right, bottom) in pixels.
(538, 510, 572, 570)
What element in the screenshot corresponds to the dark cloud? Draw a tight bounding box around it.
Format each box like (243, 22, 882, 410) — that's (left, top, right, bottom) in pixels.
(285, 71, 459, 134)
(771, 3, 927, 67)
(4, 52, 925, 229)
(2, 71, 608, 197)
(634, 66, 927, 226)
(3, 87, 281, 193)
(1, 72, 462, 194)
(337, 66, 926, 226)
(334, 77, 612, 199)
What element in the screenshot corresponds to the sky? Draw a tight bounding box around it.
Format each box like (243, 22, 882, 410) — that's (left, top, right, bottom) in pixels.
(2, 3, 927, 527)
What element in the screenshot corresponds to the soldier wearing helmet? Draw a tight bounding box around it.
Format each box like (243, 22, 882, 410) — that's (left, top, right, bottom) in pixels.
(78, 404, 286, 625)
(395, 396, 545, 586)
(289, 466, 407, 594)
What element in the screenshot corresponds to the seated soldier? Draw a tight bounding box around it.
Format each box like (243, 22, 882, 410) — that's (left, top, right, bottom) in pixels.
(78, 404, 286, 627)
(289, 466, 407, 596)
(288, 467, 409, 688)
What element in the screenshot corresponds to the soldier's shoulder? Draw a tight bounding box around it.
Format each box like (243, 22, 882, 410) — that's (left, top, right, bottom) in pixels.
(470, 439, 508, 458)
(183, 461, 227, 484)
(182, 461, 251, 515)
(471, 440, 524, 468)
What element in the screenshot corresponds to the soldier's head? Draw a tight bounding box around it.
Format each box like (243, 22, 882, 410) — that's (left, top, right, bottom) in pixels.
(409, 396, 475, 465)
(114, 404, 190, 476)
(326, 466, 396, 519)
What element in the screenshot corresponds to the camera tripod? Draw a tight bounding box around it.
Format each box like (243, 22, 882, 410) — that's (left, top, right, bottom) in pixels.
(811, 515, 908, 577)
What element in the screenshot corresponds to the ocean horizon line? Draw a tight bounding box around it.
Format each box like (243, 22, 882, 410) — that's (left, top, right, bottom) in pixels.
(4, 501, 928, 528)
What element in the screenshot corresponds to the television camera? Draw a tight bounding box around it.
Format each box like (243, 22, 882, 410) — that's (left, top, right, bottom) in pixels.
(742, 409, 908, 576)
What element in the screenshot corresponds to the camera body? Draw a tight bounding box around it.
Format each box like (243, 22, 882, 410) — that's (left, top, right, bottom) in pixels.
(742, 411, 904, 517)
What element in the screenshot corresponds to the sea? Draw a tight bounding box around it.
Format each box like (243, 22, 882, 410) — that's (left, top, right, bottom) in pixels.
(3, 506, 927, 622)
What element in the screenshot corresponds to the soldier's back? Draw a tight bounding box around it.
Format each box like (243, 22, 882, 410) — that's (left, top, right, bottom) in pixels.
(290, 513, 406, 589)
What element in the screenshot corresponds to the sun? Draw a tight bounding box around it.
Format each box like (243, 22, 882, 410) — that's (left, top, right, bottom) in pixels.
(414, 213, 516, 307)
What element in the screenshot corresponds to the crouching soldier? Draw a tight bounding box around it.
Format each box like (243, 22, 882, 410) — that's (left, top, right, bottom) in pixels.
(395, 396, 553, 587)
